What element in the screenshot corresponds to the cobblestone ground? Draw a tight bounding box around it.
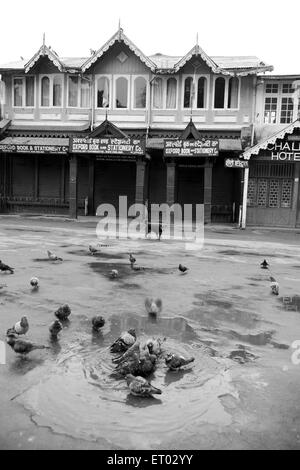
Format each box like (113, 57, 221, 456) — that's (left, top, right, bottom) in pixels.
(0, 216, 300, 450)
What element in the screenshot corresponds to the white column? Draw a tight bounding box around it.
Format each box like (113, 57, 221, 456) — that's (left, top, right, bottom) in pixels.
(241, 166, 249, 229)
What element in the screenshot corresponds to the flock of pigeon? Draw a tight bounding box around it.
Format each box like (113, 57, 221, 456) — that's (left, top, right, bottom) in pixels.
(1, 249, 193, 398)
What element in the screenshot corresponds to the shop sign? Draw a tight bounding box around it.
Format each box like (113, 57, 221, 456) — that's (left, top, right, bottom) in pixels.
(267, 141, 300, 161)
(164, 139, 219, 157)
(70, 137, 145, 156)
(0, 143, 68, 154)
(225, 158, 249, 168)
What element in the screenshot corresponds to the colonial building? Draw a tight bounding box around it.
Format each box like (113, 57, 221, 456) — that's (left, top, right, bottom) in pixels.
(0, 27, 299, 227)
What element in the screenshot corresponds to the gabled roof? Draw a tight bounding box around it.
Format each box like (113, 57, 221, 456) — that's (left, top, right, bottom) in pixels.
(82, 28, 156, 73)
(89, 118, 128, 138)
(181, 118, 202, 139)
(174, 44, 224, 74)
(242, 119, 300, 160)
(25, 44, 64, 74)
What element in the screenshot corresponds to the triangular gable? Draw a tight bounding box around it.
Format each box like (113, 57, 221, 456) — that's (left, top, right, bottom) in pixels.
(82, 28, 156, 73)
(25, 45, 64, 74)
(181, 118, 202, 140)
(242, 119, 300, 160)
(89, 119, 128, 138)
(174, 44, 231, 75)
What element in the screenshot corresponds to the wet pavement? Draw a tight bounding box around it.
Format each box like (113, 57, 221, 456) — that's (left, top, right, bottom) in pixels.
(0, 216, 300, 449)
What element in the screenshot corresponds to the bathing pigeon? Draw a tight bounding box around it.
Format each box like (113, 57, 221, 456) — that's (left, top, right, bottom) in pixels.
(129, 253, 136, 266)
(47, 250, 63, 262)
(110, 269, 119, 279)
(112, 342, 141, 365)
(270, 276, 279, 296)
(115, 352, 141, 376)
(165, 353, 195, 371)
(138, 350, 157, 376)
(92, 315, 105, 331)
(126, 374, 162, 397)
(0, 261, 14, 274)
(13, 316, 29, 335)
(49, 320, 63, 339)
(30, 277, 39, 289)
(143, 337, 165, 357)
(110, 328, 137, 353)
(6, 332, 49, 355)
(261, 259, 269, 269)
(55, 304, 71, 321)
(145, 298, 162, 316)
(178, 264, 188, 274)
(89, 245, 99, 255)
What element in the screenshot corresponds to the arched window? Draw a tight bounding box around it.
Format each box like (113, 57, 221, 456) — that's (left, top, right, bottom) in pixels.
(115, 77, 128, 108)
(214, 77, 225, 109)
(68, 76, 78, 107)
(166, 78, 177, 109)
(97, 77, 109, 108)
(184, 77, 193, 108)
(153, 77, 163, 109)
(41, 76, 50, 107)
(80, 80, 90, 108)
(134, 77, 146, 108)
(53, 76, 62, 107)
(227, 77, 239, 108)
(197, 77, 206, 109)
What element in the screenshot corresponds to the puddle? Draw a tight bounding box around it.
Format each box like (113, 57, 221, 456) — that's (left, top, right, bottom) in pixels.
(88, 262, 174, 279)
(68, 250, 126, 260)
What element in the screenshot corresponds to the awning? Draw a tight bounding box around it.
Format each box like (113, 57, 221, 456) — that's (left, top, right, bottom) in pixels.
(0, 119, 11, 135)
(146, 137, 242, 152)
(0, 137, 69, 154)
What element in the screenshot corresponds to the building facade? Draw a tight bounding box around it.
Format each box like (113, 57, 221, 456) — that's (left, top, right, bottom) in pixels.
(0, 28, 299, 226)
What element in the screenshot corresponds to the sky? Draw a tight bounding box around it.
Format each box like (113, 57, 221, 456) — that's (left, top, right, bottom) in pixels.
(1, 0, 299, 75)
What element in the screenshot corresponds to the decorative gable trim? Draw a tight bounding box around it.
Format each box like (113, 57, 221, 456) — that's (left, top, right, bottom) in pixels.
(174, 45, 231, 75)
(25, 45, 64, 74)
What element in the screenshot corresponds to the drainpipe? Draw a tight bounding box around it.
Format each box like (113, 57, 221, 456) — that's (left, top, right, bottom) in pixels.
(146, 75, 156, 143)
(241, 75, 257, 229)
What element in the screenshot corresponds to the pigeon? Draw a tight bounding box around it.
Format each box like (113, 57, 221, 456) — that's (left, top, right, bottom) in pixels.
(92, 315, 105, 331)
(6, 333, 49, 356)
(89, 245, 99, 255)
(110, 269, 119, 279)
(13, 316, 29, 335)
(178, 264, 188, 274)
(0, 261, 14, 274)
(165, 353, 195, 371)
(30, 277, 39, 289)
(270, 276, 279, 296)
(129, 253, 136, 266)
(112, 342, 141, 365)
(115, 348, 141, 376)
(47, 250, 63, 262)
(143, 337, 165, 357)
(145, 298, 162, 316)
(261, 259, 269, 269)
(138, 350, 157, 376)
(126, 374, 162, 397)
(55, 304, 71, 321)
(116, 349, 157, 377)
(110, 328, 137, 353)
(49, 320, 63, 339)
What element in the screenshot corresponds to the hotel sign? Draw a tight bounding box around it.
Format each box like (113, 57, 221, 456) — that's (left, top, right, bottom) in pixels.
(225, 158, 248, 168)
(164, 139, 219, 157)
(0, 143, 68, 154)
(268, 141, 300, 161)
(70, 137, 145, 156)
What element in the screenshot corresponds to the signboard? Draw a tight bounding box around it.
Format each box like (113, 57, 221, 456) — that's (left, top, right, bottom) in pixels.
(164, 139, 219, 157)
(0, 143, 68, 154)
(225, 158, 249, 168)
(70, 137, 145, 156)
(267, 141, 300, 162)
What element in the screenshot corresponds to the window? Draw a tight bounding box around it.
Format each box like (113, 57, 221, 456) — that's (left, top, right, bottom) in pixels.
(264, 97, 277, 123)
(264, 82, 296, 124)
(134, 77, 147, 108)
(41, 75, 63, 107)
(227, 77, 239, 109)
(197, 77, 206, 109)
(153, 77, 163, 109)
(280, 97, 293, 124)
(68, 76, 90, 108)
(41, 77, 50, 107)
(13, 76, 35, 107)
(214, 77, 225, 108)
(184, 77, 193, 108)
(97, 77, 110, 108)
(248, 163, 294, 208)
(115, 77, 128, 108)
(166, 78, 177, 109)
